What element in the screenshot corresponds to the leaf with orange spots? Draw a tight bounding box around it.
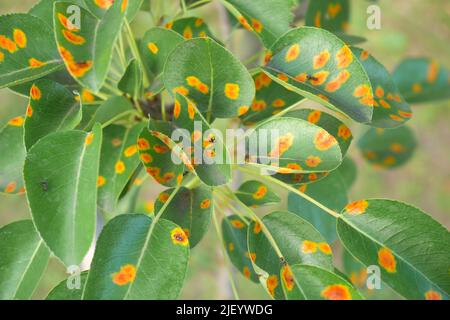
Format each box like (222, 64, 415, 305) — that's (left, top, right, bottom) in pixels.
(220, 0, 293, 47)
(247, 117, 343, 175)
(167, 17, 217, 40)
(138, 120, 185, 187)
(53, 1, 127, 92)
(305, 0, 350, 33)
(139, 27, 184, 94)
(263, 27, 374, 123)
(0, 14, 63, 89)
(393, 58, 450, 104)
(358, 126, 417, 169)
(164, 38, 255, 119)
(83, 214, 189, 299)
(24, 79, 82, 150)
(235, 180, 280, 207)
(338, 199, 450, 300)
(282, 264, 363, 300)
(84, 0, 143, 21)
(240, 72, 304, 125)
(0, 220, 50, 299)
(46, 272, 88, 300)
(222, 215, 259, 283)
(154, 186, 213, 248)
(97, 123, 146, 218)
(248, 211, 334, 299)
(24, 124, 102, 266)
(352, 47, 413, 128)
(0, 117, 26, 195)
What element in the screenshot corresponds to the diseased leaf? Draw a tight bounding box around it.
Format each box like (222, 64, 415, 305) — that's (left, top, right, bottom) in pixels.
(352, 47, 412, 128)
(24, 124, 102, 266)
(305, 0, 350, 33)
(338, 199, 450, 300)
(0, 220, 50, 300)
(164, 38, 255, 119)
(393, 58, 450, 104)
(0, 14, 63, 88)
(221, 0, 293, 48)
(240, 72, 304, 125)
(97, 123, 146, 218)
(166, 17, 216, 40)
(222, 215, 259, 282)
(118, 59, 142, 99)
(282, 264, 364, 300)
(24, 79, 82, 150)
(54, 1, 127, 92)
(154, 186, 213, 248)
(30, 0, 86, 28)
(248, 211, 334, 299)
(46, 272, 88, 300)
(83, 0, 143, 21)
(0, 116, 26, 195)
(263, 27, 374, 123)
(235, 180, 280, 207)
(358, 126, 417, 169)
(83, 214, 189, 299)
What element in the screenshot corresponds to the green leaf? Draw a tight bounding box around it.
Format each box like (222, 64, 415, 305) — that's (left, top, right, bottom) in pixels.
(83, 214, 189, 299)
(351, 47, 413, 128)
(138, 121, 185, 187)
(0, 14, 63, 89)
(288, 168, 348, 243)
(305, 0, 350, 33)
(164, 38, 255, 119)
(0, 220, 50, 300)
(235, 180, 280, 207)
(83, 0, 143, 21)
(247, 117, 343, 174)
(263, 27, 374, 123)
(118, 59, 142, 99)
(98, 123, 146, 217)
(24, 124, 102, 266)
(24, 79, 82, 150)
(221, 215, 259, 282)
(248, 211, 334, 299)
(154, 186, 213, 248)
(220, 0, 293, 48)
(337, 199, 450, 300)
(46, 272, 88, 300)
(337, 156, 357, 188)
(166, 17, 217, 40)
(358, 126, 417, 169)
(139, 27, 184, 93)
(393, 58, 450, 104)
(0, 116, 26, 195)
(54, 1, 127, 92)
(240, 71, 304, 125)
(282, 264, 364, 300)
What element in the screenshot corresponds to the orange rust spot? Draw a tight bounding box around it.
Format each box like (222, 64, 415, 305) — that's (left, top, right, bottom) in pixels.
(398, 110, 412, 118)
(187, 102, 196, 120)
(353, 85, 371, 98)
(200, 199, 211, 209)
(230, 219, 245, 229)
(171, 227, 189, 246)
(26, 104, 33, 118)
(121, 0, 128, 12)
(294, 73, 308, 83)
(253, 185, 268, 199)
(30, 84, 41, 100)
(137, 138, 150, 151)
(266, 275, 278, 297)
(337, 124, 351, 141)
(314, 129, 337, 151)
(94, 0, 113, 9)
(336, 46, 353, 69)
(379, 99, 391, 109)
(243, 266, 251, 279)
(251, 99, 267, 111)
(360, 50, 370, 61)
(246, 252, 256, 262)
(13, 29, 27, 48)
(228, 242, 235, 252)
(124, 145, 138, 157)
(314, 11, 321, 27)
(375, 86, 385, 98)
(269, 133, 294, 158)
(301, 240, 317, 254)
(264, 51, 272, 65)
(97, 176, 106, 188)
(307, 110, 321, 124)
(148, 42, 159, 54)
(285, 44, 300, 63)
(238, 16, 252, 31)
(153, 144, 169, 154)
(253, 222, 262, 234)
(85, 132, 94, 145)
(378, 247, 397, 273)
(112, 264, 136, 286)
(4, 181, 17, 193)
(195, 18, 204, 27)
(251, 18, 263, 33)
(0, 35, 17, 53)
(412, 83, 422, 93)
(173, 86, 189, 96)
(158, 192, 170, 203)
(390, 143, 404, 153)
(281, 265, 295, 291)
(318, 242, 332, 255)
(165, 21, 173, 29)
(310, 71, 329, 86)
(425, 290, 442, 300)
(345, 200, 368, 215)
(277, 73, 289, 81)
(328, 3, 342, 18)
(313, 50, 330, 69)
(62, 29, 85, 45)
(224, 83, 240, 100)
(305, 155, 322, 168)
(183, 26, 193, 39)
(115, 161, 126, 174)
(427, 61, 439, 83)
(57, 13, 79, 31)
(321, 284, 352, 300)
(272, 99, 286, 108)
(238, 105, 249, 116)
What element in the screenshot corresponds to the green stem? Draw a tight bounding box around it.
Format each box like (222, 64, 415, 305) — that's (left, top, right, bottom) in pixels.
(100, 110, 139, 129)
(235, 165, 340, 219)
(213, 190, 249, 224)
(124, 20, 150, 88)
(103, 82, 123, 96)
(212, 204, 240, 300)
(180, 0, 187, 14)
(161, 91, 167, 121)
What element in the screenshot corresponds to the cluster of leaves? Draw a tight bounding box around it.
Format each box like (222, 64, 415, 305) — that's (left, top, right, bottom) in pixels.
(0, 0, 449, 300)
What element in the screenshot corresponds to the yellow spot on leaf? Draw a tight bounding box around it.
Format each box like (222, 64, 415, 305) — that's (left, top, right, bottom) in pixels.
(30, 84, 41, 100)
(307, 110, 321, 124)
(224, 83, 240, 100)
(336, 46, 353, 69)
(378, 247, 397, 273)
(171, 227, 189, 246)
(253, 185, 268, 199)
(4, 181, 17, 193)
(230, 219, 245, 229)
(313, 50, 330, 69)
(148, 42, 159, 54)
(281, 265, 295, 291)
(112, 264, 136, 286)
(62, 29, 85, 45)
(345, 200, 368, 215)
(314, 129, 337, 151)
(97, 176, 106, 188)
(13, 29, 26, 48)
(200, 199, 211, 209)
(337, 124, 351, 141)
(137, 138, 150, 151)
(301, 240, 317, 254)
(124, 145, 138, 157)
(305, 155, 322, 168)
(321, 284, 352, 300)
(266, 275, 278, 297)
(85, 132, 94, 145)
(310, 71, 329, 86)
(425, 290, 442, 300)
(285, 44, 300, 63)
(115, 161, 126, 174)
(318, 242, 332, 255)
(269, 133, 294, 158)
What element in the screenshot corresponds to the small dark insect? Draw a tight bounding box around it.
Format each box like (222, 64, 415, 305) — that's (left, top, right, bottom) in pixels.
(279, 257, 287, 266)
(208, 136, 216, 143)
(306, 74, 318, 81)
(40, 181, 49, 192)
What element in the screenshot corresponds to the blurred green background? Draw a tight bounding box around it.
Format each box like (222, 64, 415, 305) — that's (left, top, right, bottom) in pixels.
(0, 0, 449, 299)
